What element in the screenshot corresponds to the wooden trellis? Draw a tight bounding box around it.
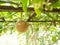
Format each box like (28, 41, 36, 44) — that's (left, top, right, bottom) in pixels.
(0, 0, 60, 22)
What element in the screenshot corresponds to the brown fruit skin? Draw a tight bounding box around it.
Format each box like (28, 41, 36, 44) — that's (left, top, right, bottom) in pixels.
(16, 20, 29, 32)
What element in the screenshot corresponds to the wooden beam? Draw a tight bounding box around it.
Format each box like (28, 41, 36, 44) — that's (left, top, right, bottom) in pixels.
(0, 6, 60, 12)
(0, 20, 60, 22)
(0, 6, 34, 12)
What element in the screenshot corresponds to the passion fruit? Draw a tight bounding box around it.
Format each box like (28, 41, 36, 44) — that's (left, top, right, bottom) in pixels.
(16, 20, 29, 32)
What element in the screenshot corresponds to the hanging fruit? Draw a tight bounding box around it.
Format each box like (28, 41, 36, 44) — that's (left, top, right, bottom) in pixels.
(16, 20, 29, 33)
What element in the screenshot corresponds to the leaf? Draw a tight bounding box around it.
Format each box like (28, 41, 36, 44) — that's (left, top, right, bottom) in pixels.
(52, 0, 60, 8)
(35, 23, 39, 31)
(58, 31, 60, 35)
(33, 0, 44, 16)
(20, 0, 28, 12)
(3, 29, 7, 33)
(34, 8, 41, 16)
(49, 27, 56, 32)
(33, 0, 40, 3)
(52, 35, 57, 42)
(0, 29, 2, 33)
(0, 23, 3, 29)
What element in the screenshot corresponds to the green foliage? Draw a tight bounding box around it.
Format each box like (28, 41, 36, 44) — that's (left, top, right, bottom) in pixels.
(0, 23, 3, 29)
(32, 0, 44, 16)
(0, 23, 3, 33)
(20, 0, 29, 12)
(52, 0, 60, 8)
(49, 27, 57, 32)
(52, 35, 57, 42)
(0, 0, 60, 45)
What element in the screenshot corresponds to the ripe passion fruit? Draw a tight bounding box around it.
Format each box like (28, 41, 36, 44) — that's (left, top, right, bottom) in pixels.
(16, 20, 29, 33)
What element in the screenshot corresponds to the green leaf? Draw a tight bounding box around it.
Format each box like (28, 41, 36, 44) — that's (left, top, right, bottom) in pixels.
(58, 31, 60, 35)
(0, 23, 3, 29)
(0, 29, 2, 33)
(49, 27, 56, 32)
(52, 35, 57, 42)
(3, 29, 7, 33)
(33, 0, 40, 3)
(52, 0, 60, 8)
(20, 0, 28, 12)
(34, 8, 41, 16)
(33, 0, 44, 16)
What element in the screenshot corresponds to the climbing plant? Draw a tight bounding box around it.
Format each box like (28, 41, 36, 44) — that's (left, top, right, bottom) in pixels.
(0, 0, 60, 45)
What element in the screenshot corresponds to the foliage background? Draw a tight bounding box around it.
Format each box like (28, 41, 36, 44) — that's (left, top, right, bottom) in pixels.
(0, 0, 60, 45)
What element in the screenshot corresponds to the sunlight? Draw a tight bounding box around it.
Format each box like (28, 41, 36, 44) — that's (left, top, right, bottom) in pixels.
(0, 31, 21, 45)
(0, 30, 27, 45)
